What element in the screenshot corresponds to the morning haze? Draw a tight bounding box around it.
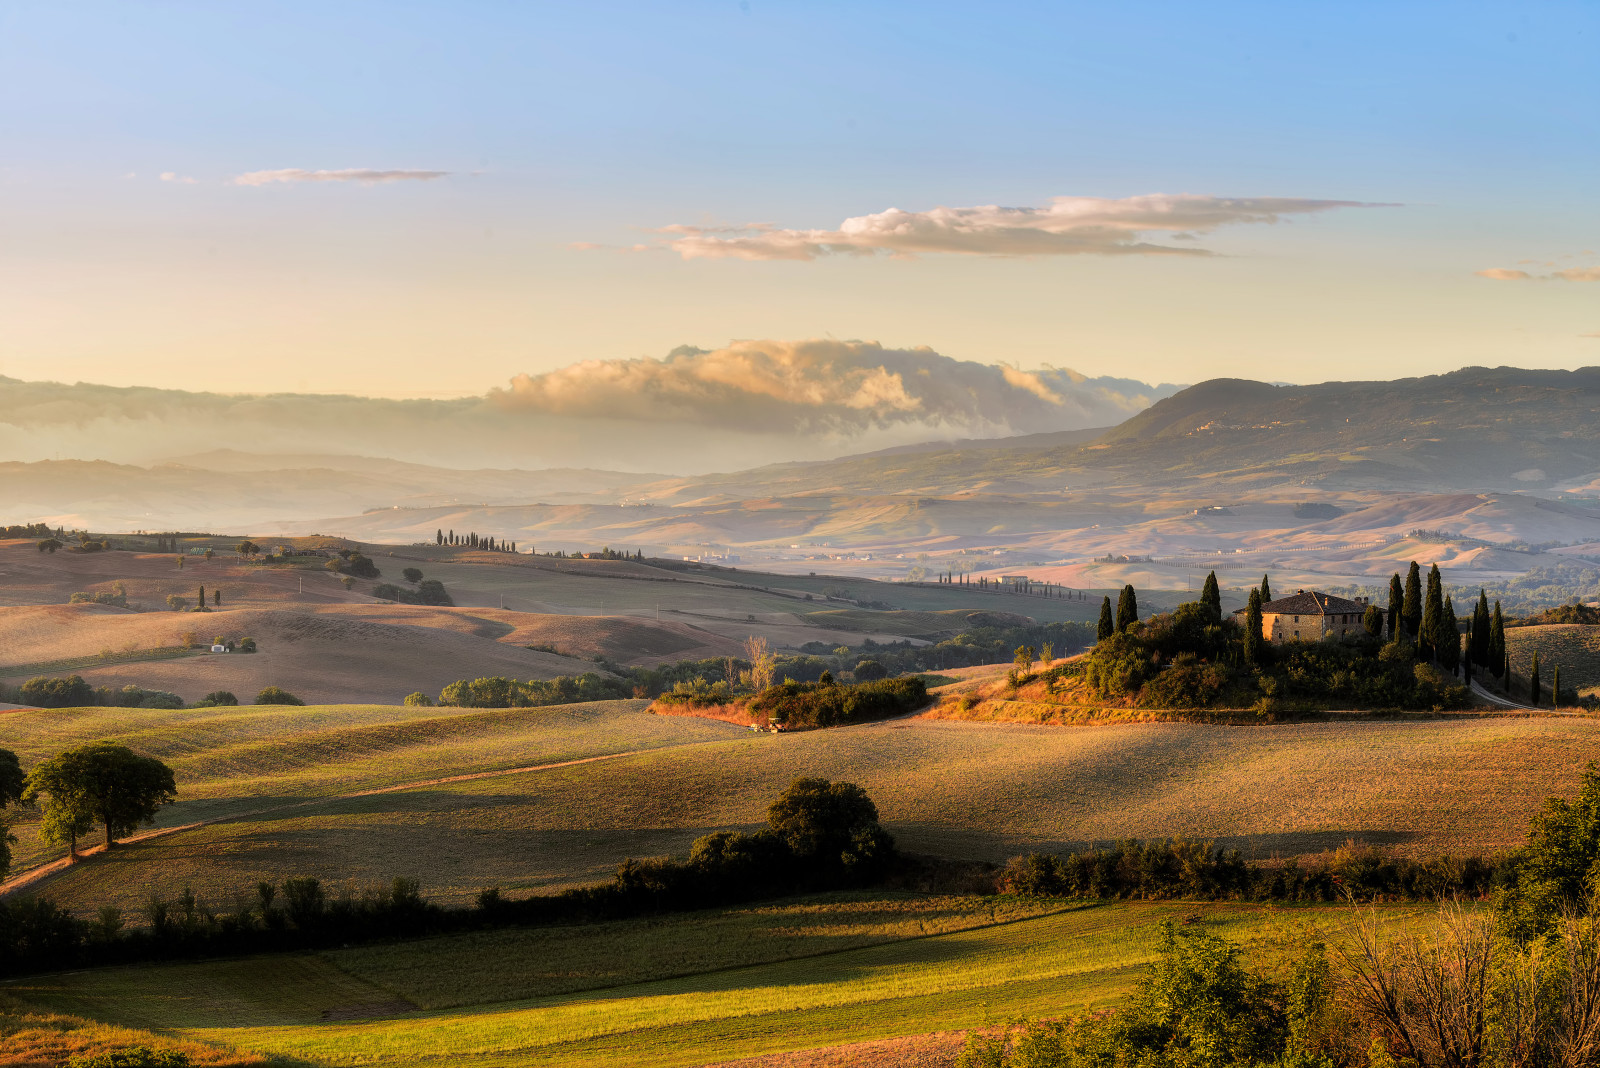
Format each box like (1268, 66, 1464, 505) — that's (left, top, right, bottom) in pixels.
(3, 5, 1600, 1067)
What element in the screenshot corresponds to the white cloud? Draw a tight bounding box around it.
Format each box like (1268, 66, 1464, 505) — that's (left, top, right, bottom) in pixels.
(232, 168, 449, 186)
(489, 338, 1175, 434)
(635, 193, 1388, 261)
(1476, 267, 1534, 281)
(159, 172, 197, 184)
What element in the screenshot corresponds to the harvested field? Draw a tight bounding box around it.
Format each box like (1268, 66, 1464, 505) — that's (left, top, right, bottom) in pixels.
(14, 708, 1600, 914)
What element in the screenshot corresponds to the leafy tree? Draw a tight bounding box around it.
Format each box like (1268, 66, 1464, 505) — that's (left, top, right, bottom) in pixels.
(1200, 570, 1221, 625)
(402, 567, 423, 584)
(853, 658, 887, 681)
(1489, 600, 1507, 679)
(1259, 574, 1272, 604)
(235, 540, 259, 560)
(37, 537, 61, 553)
(1115, 584, 1138, 633)
(255, 686, 304, 706)
(765, 777, 894, 878)
(1244, 588, 1265, 664)
(1097, 596, 1114, 643)
(26, 744, 176, 851)
(1402, 560, 1423, 641)
(1530, 649, 1542, 706)
(166, 594, 187, 611)
(23, 753, 95, 856)
(238, 637, 256, 652)
(404, 692, 433, 706)
(1362, 604, 1384, 639)
(1012, 645, 1036, 677)
(0, 747, 22, 880)
(1388, 573, 1404, 641)
(195, 691, 238, 707)
(1498, 762, 1600, 936)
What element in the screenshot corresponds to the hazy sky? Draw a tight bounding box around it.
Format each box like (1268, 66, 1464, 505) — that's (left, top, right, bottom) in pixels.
(2, 1, 1597, 400)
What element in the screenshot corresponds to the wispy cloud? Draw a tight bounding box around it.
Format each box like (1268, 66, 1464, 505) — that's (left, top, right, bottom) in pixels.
(1477, 263, 1600, 282)
(232, 168, 449, 186)
(489, 338, 1174, 434)
(160, 171, 198, 185)
(628, 194, 1390, 261)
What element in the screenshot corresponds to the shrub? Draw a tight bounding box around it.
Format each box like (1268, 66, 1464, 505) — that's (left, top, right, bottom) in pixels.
(118, 686, 184, 710)
(19, 675, 94, 708)
(438, 673, 631, 708)
(373, 579, 453, 606)
(402, 567, 423, 584)
(255, 687, 303, 706)
(744, 676, 928, 730)
(68, 1047, 190, 1068)
(853, 658, 887, 681)
(195, 691, 238, 707)
(404, 692, 433, 706)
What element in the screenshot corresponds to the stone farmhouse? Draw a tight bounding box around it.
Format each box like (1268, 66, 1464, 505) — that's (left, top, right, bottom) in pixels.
(1245, 590, 1373, 643)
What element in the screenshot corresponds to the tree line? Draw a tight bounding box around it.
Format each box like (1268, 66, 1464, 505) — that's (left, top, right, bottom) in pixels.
(0, 778, 892, 978)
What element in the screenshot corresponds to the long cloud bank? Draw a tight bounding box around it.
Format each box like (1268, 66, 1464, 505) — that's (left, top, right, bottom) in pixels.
(0, 342, 1177, 472)
(645, 193, 1386, 261)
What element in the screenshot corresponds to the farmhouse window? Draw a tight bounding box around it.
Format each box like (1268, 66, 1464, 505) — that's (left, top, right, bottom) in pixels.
(1292, 615, 1299, 622)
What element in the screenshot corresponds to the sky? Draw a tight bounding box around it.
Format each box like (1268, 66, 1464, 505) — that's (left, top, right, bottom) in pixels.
(1, 2, 1597, 427)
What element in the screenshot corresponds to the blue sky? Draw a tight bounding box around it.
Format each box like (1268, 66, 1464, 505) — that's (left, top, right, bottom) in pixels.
(1, 1, 1596, 398)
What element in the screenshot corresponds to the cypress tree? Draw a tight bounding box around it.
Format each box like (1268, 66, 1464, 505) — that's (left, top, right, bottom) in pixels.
(1097, 596, 1114, 643)
(1440, 596, 1459, 674)
(1402, 561, 1423, 641)
(1420, 565, 1443, 661)
(1387, 574, 1404, 642)
(436, 530, 443, 545)
(198, 585, 205, 610)
(1554, 665, 1562, 708)
(1488, 601, 1506, 680)
(213, 589, 221, 607)
(1471, 590, 1491, 666)
(1259, 574, 1272, 604)
(1200, 571, 1221, 625)
(1530, 649, 1542, 706)
(1115, 585, 1138, 633)
(1244, 588, 1264, 664)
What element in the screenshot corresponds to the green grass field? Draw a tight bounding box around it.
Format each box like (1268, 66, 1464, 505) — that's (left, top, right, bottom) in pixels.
(1506, 624, 1600, 696)
(12, 700, 1600, 915)
(10, 896, 1405, 1068)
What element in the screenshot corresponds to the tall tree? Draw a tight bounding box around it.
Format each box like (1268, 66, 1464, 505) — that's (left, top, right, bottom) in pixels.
(1471, 590, 1491, 666)
(1440, 596, 1460, 674)
(1489, 601, 1507, 679)
(1530, 650, 1542, 706)
(1115, 585, 1139, 633)
(1097, 596, 1114, 643)
(1244, 588, 1265, 664)
(1259, 574, 1272, 604)
(1200, 571, 1222, 625)
(1402, 561, 1423, 641)
(1420, 565, 1443, 661)
(1554, 665, 1562, 709)
(1387, 574, 1404, 642)
(436, 529, 443, 545)
(213, 589, 221, 607)
(197, 584, 205, 610)
(0, 748, 22, 880)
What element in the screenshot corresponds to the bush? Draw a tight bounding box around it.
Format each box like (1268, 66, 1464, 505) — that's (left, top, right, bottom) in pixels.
(118, 686, 184, 709)
(402, 567, 424, 583)
(19, 675, 94, 708)
(255, 687, 303, 706)
(195, 691, 238, 707)
(852, 658, 887, 681)
(404, 692, 433, 706)
(438, 673, 631, 708)
(744, 676, 928, 729)
(373, 579, 453, 606)
(68, 1048, 190, 1068)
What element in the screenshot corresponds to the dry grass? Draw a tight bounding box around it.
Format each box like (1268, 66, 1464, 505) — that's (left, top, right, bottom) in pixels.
(18, 709, 1600, 916)
(1507, 624, 1600, 696)
(0, 990, 262, 1068)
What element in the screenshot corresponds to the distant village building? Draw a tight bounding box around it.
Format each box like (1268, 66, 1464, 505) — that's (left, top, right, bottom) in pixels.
(1247, 590, 1372, 643)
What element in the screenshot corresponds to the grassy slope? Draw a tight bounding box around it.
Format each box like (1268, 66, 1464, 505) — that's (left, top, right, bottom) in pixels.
(1506, 624, 1600, 696)
(16, 704, 1600, 914)
(14, 899, 1393, 1068)
(2, 700, 744, 877)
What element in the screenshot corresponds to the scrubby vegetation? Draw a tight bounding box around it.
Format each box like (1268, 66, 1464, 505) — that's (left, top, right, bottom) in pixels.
(372, 578, 452, 605)
(438, 672, 633, 707)
(657, 675, 929, 729)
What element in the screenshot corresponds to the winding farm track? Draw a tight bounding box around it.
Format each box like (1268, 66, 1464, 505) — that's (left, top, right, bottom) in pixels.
(0, 741, 725, 900)
(1470, 680, 1551, 713)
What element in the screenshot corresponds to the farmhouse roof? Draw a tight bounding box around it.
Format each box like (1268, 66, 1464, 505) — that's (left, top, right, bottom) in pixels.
(1259, 590, 1368, 615)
